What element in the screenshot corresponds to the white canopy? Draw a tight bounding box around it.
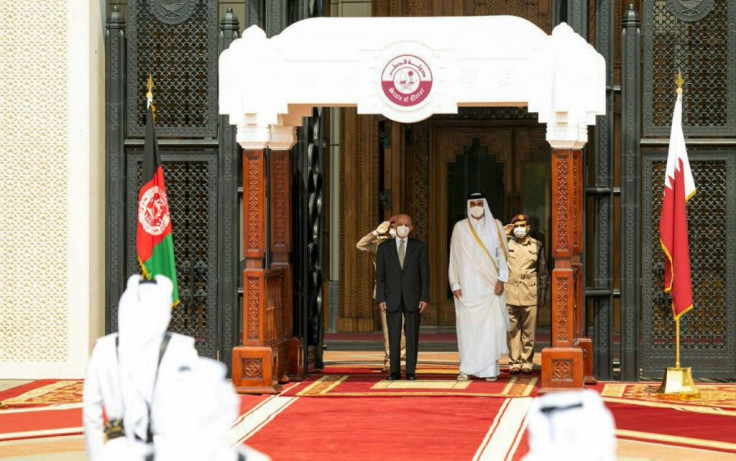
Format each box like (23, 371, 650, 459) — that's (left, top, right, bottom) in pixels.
(219, 16, 606, 150)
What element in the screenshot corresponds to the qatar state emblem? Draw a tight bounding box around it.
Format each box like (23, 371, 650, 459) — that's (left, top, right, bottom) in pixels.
(139, 186, 171, 236)
(666, 0, 714, 22)
(381, 55, 433, 108)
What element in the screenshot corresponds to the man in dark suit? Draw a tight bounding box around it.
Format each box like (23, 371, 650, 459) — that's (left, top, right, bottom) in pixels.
(375, 213, 429, 380)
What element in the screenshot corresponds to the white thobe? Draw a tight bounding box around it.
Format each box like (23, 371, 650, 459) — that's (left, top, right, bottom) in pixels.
(83, 334, 143, 461)
(84, 332, 198, 461)
(448, 218, 509, 377)
(155, 444, 272, 461)
(119, 333, 199, 444)
(153, 357, 272, 461)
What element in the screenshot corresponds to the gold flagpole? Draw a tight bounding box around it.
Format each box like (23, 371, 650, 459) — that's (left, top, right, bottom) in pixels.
(675, 317, 680, 369)
(656, 70, 698, 398)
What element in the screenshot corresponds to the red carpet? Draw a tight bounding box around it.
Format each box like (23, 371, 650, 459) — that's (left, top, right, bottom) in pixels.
(606, 402, 736, 453)
(0, 406, 83, 441)
(0, 380, 83, 408)
(3, 378, 735, 458)
(281, 374, 537, 398)
(320, 365, 460, 374)
(595, 382, 736, 410)
(244, 396, 510, 460)
(0, 378, 291, 443)
(239, 393, 277, 415)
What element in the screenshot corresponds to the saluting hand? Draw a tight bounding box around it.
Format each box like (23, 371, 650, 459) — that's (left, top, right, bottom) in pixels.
(376, 221, 391, 235)
(418, 301, 427, 313)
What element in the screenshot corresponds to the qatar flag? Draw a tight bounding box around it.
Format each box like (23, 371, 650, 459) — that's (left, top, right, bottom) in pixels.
(659, 91, 696, 319)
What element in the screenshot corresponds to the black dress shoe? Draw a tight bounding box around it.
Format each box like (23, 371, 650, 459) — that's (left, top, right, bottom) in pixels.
(387, 374, 400, 381)
(406, 375, 416, 380)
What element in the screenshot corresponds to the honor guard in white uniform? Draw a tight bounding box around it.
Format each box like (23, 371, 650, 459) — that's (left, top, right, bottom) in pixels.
(152, 357, 270, 461)
(524, 390, 616, 461)
(83, 275, 198, 460)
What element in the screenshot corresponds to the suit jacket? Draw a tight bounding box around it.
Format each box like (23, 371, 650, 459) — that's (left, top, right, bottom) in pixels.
(375, 237, 429, 313)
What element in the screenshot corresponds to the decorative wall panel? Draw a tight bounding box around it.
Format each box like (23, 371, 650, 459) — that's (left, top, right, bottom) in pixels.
(128, 0, 219, 137)
(472, 0, 551, 32)
(643, 0, 736, 136)
(405, 121, 430, 244)
(338, 109, 380, 332)
(641, 149, 736, 380)
(119, 151, 218, 358)
(0, 1, 69, 363)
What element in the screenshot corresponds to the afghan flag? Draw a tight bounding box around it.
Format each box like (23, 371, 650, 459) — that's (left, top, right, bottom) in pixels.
(137, 105, 179, 305)
(659, 90, 696, 319)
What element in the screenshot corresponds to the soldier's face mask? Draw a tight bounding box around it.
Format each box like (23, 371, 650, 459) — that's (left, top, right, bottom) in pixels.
(513, 223, 529, 238)
(389, 228, 397, 238)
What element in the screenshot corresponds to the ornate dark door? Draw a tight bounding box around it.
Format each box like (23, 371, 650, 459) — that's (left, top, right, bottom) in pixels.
(638, 0, 736, 380)
(105, 0, 237, 363)
(641, 150, 736, 380)
(424, 122, 550, 326)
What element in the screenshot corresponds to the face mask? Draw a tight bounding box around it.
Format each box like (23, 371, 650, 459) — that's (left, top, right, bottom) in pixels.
(513, 227, 528, 238)
(388, 228, 397, 238)
(396, 225, 410, 238)
(470, 206, 484, 219)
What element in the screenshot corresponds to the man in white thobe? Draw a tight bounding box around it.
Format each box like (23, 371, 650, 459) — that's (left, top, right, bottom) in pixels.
(523, 390, 616, 461)
(83, 274, 198, 461)
(83, 294, 139, 461)
(153, 357, 270, 461)
(448, 193, 510, 381)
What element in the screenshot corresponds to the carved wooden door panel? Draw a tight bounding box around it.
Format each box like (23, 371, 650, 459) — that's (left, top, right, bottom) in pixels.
(427, 124, 513, 325)
(641, 150, 736, 380)
(417, 122, 549, 326)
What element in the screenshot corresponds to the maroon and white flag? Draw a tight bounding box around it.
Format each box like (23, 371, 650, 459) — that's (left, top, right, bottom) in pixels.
(659, 89, 696, 319)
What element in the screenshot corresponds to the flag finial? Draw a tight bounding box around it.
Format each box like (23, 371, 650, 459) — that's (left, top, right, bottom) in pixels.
(676, 70, 683, 95)
(146, 75, 154, 107)
(146, 75, 156, 119)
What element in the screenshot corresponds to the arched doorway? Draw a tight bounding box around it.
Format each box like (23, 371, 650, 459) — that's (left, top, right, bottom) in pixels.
(219, 15, 605, 392)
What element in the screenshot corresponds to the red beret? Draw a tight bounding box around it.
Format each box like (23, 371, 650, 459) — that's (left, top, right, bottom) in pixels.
(511, 214, 529, 224)
(389, 215, 398, 224)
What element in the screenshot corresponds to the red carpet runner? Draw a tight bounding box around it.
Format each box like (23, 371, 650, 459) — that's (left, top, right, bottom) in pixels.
(3, 378, 736, 459)
(242, 396, 521, 460)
